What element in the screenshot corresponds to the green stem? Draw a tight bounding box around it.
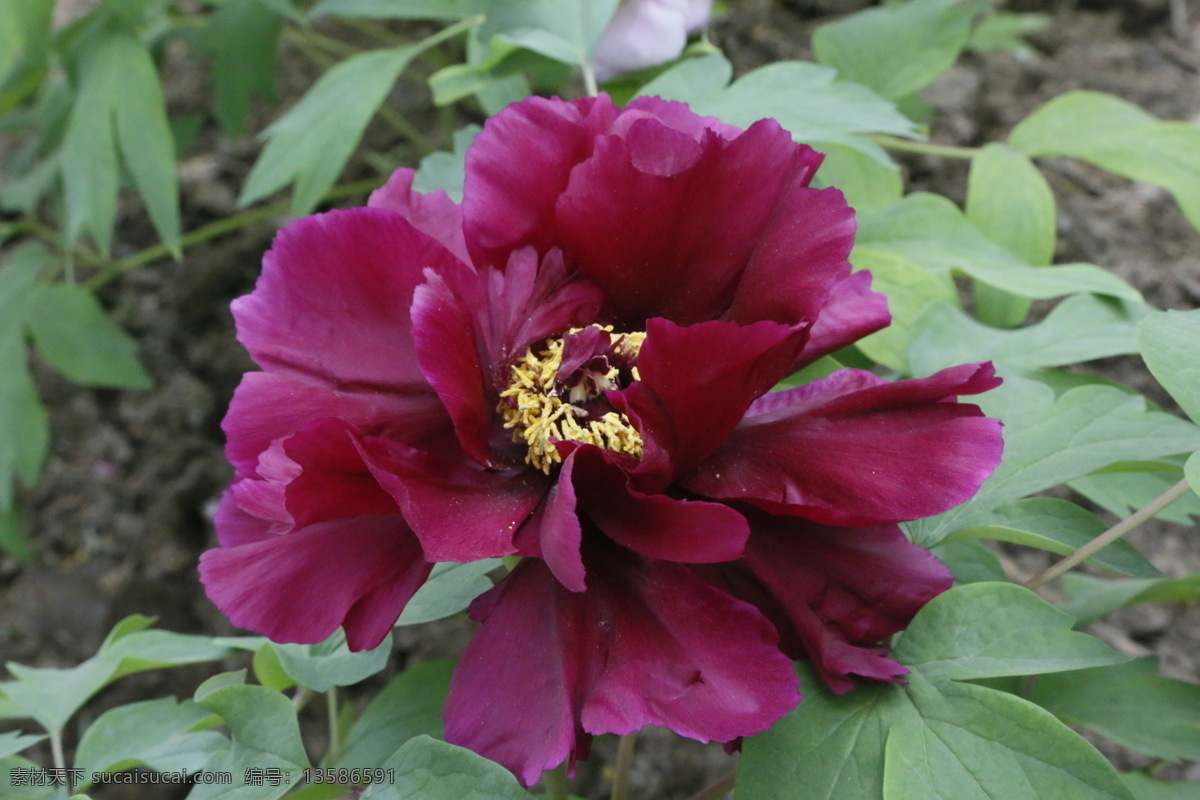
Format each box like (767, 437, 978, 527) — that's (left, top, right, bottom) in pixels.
(49, 729, 65, 773)
(326, 687, 341, 764)
(542, 763, 570, 800)
(339, 17, 410, 48)
(83, 176, 386, 289)
(1025, 478, 1193, 590)
(610, 732, 637, 800)
(581, 62, 599, 98)
(687, 770, 736, 800)
(868, 133, 980, 160)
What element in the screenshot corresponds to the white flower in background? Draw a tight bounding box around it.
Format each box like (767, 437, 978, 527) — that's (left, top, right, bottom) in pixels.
(592, 0, 713, 81)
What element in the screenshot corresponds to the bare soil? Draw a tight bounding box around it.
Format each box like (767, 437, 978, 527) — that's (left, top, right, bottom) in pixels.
(3, 1, 1200, 797)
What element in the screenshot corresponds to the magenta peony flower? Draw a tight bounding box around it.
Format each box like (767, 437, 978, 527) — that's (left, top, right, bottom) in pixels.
(592, 0, 713, 81)
(200, 93, 1003, 785)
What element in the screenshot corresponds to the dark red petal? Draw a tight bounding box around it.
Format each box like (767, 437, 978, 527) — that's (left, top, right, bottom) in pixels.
(199, 515, 429, 650)
(213, 485, 277, 547)
(570, 447, 749, 564)
(411, 249, 604, 468)
(444, 550, 798, 786)
(554, 118, 843, 327)
(282, 418, 399, 529)
(615, 318, 805, 483)
(696, 511, 952, 693)
(224, 372, 447, 478)
(463, 95, 622, 267)
(794, 270, 891, 368)
(683, 364, 1003, 525)
(621, 96, 741, 141)
(234, 207, 466, 391)
(368, 168, 470, 263)
(515, 450, 586, 592)
(356, 435, 546, 562)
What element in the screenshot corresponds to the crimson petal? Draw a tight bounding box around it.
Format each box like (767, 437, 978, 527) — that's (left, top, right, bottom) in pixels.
(697, 511, 952, 693)
(682, 363, 1003, 525)
(199, 514, 429, 650)
(368, 168, 470, 263)
(356, 435, 546, 562)
(794, 270, 891, 368)
(234, 207, 466, 391)
(444, 551, 798, 786)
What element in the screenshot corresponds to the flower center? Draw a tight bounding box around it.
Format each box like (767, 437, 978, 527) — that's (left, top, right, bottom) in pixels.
(499, 326, 645, 473)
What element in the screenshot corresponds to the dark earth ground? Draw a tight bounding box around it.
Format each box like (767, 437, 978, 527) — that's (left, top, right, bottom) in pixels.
(3, 1, 1200, 797)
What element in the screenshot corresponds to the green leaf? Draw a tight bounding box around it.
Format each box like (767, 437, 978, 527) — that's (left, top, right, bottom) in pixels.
(1010, 91, 1200, 230)
(0, 507, 30, 561)
(75, 697, 226, 788)
(0, 731, 45, 760)
(25, 285, 152, 389)
(310, 0, 484, 20)
(907, 377, 1200, 546)
(205, 0, 281, 138)
(813, 144, 902, 211)
(739, 584, 1130, 800)
(191, 685, 310, 800)
(931, 540, 1007, 585)
(252, 643, 295, 692)
(0, 328, 47, 506)
(0, 619, 233, 733)
(271, 630, 391, 692)
(893, 583, 1127, 681)
(240, 45, 420, 215)
(61, 23, 180, 255)
(1070, 459, 1200, 526)
(906, 294, 1143, 377)
(1122, 772, 1200, 800)
(411, 125, 479, 203)
(1138, 309, 1200, 424)
(0, 0, 52, 86)
(944, 497, 1159, 577)
(636, 52, 732, 103)
(397, 559, 500, 626)
(0, 754, 57, 799)
(847, 249, 956, 372)
(1061, 572, 1200, 625)
(1029, 659, 1200, 761)
(688, 60, 919, 166)
(359, 735, 530, 800)
(479, 0, 618, 67)
(812, 0, 982, 100)
(1187, 450, 1200, 496)
(337, 660, 453, 770)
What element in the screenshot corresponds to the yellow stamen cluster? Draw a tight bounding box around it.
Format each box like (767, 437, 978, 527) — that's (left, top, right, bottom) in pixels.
(499, 328, 645, 473)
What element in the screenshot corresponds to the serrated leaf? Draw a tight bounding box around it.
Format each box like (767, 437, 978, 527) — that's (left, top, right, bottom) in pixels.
(907, 295, 1143, 377)
(1011, 91, 1200, 230)
(907, 377, 1200, 546)
(190, 685, 309, 800)
(944, 497, 1159, 577)
(75, 698, 226, 788)
(337, 660, 452, 770)
(411, 125, 479, 203)
(812, 0, 982, 100)
(359, 735, 529, 800)
(271, 630, 391, 693)
(206, 0, 281, 139)
(738, 584, 1130, 800)
(310, 0, 484, 20)
(396, 559, 500, 626)
(240, 45, 419, 215)
(1061, 572, 1200, 625)
(479, 0, 618, 67)
(966, 143, 1056, 327)
(1138, 309, 1200, 424)
(1030, 659, 1200, 761)
(25, 285, 152, 390)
